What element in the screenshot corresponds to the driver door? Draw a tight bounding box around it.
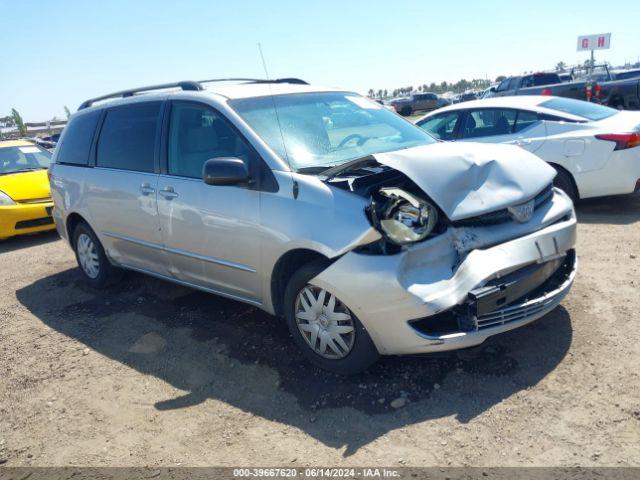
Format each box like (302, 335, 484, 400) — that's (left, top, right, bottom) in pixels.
(156, 100, 262, 303)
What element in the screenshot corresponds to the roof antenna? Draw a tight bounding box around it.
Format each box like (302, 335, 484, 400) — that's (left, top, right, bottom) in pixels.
(257, 42, 296, 196)
(258, 42, 270, 80)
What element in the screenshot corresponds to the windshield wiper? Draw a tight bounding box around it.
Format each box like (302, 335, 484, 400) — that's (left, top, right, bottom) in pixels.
(296, 165, 338, 174)
(320, 155, 380, 180)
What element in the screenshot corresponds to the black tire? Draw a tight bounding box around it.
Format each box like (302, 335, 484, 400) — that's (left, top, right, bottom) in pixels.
(400, 106, 412, 116)
(72, 222, 121, 288)
(553, 168, 578, 203)
(283, 260, 380, 375)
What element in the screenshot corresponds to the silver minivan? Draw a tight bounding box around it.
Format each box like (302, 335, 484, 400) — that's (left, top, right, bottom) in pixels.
(50, 78, 577, 374)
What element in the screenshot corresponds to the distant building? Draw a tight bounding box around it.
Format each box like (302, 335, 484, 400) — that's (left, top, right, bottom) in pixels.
(25, 119, 67, 136)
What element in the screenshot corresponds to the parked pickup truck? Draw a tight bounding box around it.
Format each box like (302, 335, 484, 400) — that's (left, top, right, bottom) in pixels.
(492, 67, 640, 110)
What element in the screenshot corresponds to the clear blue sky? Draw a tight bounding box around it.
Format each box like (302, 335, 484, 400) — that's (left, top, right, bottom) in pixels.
(1, 0, 638, 121)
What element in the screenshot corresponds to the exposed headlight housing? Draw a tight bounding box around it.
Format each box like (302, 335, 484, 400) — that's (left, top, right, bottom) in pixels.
(0, 190, 16, 206)
(372, 188, 438, 245)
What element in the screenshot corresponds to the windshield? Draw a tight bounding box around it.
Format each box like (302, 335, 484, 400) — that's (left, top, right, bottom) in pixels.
(0, 144, 52, 175)
(230, 92, 436, 171)
(540, 97, 618, 121)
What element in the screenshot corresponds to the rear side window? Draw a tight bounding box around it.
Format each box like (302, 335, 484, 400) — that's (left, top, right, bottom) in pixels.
(521, 73, 559, 88)
(96, 102, 161, 172)
(513, 110, 540, 132)
(56, 110, 101, 165)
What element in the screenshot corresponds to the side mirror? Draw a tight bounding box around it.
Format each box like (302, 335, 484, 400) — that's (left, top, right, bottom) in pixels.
(202, 157, 252, 186)
(489, 87, 496, 92)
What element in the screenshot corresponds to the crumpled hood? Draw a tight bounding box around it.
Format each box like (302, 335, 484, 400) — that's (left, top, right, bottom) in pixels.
(374, 142, 556, 221)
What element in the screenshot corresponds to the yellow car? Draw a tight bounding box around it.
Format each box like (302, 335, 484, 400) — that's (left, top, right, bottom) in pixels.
(0, 140, 56, 240)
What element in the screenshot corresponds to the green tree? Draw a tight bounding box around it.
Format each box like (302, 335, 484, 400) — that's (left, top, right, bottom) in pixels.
(64, 106, 71, 119)
(367, 89, 375, 98)
(555, 61, 567, 72)
(11, 108, 26, 137)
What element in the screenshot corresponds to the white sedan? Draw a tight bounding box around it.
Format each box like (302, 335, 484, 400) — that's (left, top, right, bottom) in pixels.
(415, 96, 640, 200)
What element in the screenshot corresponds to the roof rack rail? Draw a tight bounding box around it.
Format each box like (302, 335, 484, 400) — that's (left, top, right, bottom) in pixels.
(77, 77, 309, 110)
(78, 81, 203, 110)
(198, 77, 308, 85)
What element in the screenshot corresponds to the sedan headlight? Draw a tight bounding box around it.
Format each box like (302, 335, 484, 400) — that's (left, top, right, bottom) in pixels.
(373, 188, 438, 245)
(0, 190, 16, 206)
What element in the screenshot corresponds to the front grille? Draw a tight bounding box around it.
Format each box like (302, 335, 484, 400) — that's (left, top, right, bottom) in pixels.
(453, 184, 553, 227)
(409, 250, 575, 338)
(477, 250, 575, 330)
(15, 217, 54, 230)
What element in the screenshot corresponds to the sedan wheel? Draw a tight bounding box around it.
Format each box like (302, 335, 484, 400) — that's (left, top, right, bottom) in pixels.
(76, 233, 100, 279)
(295, 285, 355, 359)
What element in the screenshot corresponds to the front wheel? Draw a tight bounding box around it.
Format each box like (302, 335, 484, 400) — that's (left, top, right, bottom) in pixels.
(284, 261, 380, 375)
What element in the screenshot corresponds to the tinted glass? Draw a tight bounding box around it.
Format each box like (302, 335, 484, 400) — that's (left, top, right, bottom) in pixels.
(0, 145, 52, 175)
(514, 110, 540, 132)
(540, 98, 617, 121)
(521, 73, 560, 88)
(496, 79, 510, 92)
(506, 77, 520, 90)
(462, 109, 516, 138)
(96, 103, 160, 172)
(231, 92, 436, 172)
(168, 102, 252, 178)
(417, 112, 459, 140)
(56, 110, 101, 165)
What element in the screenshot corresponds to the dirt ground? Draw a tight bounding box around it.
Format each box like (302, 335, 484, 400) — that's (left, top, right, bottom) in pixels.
(0, 195, 639, 467)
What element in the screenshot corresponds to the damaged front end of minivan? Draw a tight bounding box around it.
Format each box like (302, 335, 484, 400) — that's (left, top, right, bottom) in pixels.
(308, 142, 577, 355)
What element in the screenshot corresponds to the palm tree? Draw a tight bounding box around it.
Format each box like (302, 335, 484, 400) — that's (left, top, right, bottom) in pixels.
(555, 61, 567, 72)
(11, 109, 26, 137)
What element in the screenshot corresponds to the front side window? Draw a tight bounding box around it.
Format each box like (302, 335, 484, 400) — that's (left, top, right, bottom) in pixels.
(0, 145, 52, 175)
(506, 77, 520, 90)
(230, 92, 436, 172)
(96, 102, 161, 172)
(496, 79, 510, 92)
(417, 112, 460, 140)
(462, 109, 516, 138)
(168, 102, 252, 178)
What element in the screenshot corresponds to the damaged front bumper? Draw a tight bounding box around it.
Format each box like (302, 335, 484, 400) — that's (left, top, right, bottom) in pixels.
(310, 189, 577, 355)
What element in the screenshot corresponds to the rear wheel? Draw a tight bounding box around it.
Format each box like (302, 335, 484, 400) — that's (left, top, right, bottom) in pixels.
(553, 168, 578, 203)
(72, 223, 121, 288)
(400, 106, 412, 116)
(284, 260, 380, 374)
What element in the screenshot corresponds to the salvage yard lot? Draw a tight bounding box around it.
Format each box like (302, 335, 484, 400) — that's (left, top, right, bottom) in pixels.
(1, 195, 639, 467)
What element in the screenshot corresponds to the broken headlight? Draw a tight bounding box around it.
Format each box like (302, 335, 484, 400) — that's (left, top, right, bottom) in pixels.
(371, 187, 438, 245)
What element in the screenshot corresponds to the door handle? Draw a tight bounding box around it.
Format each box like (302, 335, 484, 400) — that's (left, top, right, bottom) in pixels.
(159, 186, 179, 199)
(514, 139, 532, 146)
(140, 183, 155, 195)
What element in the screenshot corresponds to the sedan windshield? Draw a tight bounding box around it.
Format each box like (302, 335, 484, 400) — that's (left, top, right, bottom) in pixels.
(230, 92, 436, 172)
(0, 144, 52, 175)
(540, 97, 618, 121)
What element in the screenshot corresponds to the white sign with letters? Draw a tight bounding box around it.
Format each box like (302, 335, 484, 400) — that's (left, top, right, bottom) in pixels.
(577, 33, 611, 51)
